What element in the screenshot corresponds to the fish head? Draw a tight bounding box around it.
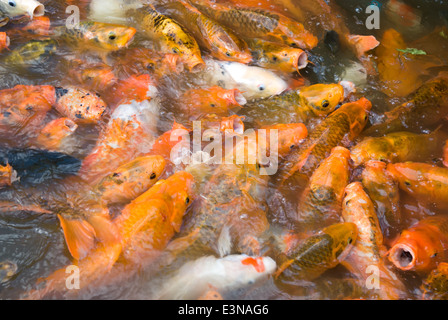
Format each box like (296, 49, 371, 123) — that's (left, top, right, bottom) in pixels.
(92, 24, 136, 51)
(221, 255, 276, 288)
(260, 123, 307, 157)
(276, 18, 318, 50)
(350, 138, 394, 167)
(96, 155, 166, 200)
(323, 222, 358, 261)
(0, 0, 45, 19)
(219, 61, 287, 99)
(299, 83, 345, 117)
(339, 97, 372, 139)
(164, 171, 196, 231)
(273, 47, 308, 71)
(385, 162, 420, 193)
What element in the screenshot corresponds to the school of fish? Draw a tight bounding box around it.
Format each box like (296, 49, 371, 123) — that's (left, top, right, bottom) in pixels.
(0, 0, 448, 301)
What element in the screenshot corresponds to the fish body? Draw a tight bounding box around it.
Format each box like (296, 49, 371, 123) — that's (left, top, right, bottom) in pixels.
(191, 1, 317, 50)
(246, 38, 307, 73)
(296, 146, 351, 229)
(351, 129, 447, 167)
(275, 222, 357, 285)
(131, 5, 204, 72)
(169, 162, 269, 264)
(3, 39, 57, 73)
(364, 73, 448, 136)
(387, 162, 448, 210)
(158, 0, 252, 63)
(24, 171, 194, 299)
(54, 86, 107, 124)
(203, 58, 287, 100)
(422, 262, 448, 300)
(157, 254, 276, 300)
(342, 182, 405, 300)
(276, 98, 371, 182)
(240, 83, 345, 126)
(80, 99, 159, 185)
(0, 85, 55, 139)
(388, 216, 448, 273)
(361, 161, 401, 237)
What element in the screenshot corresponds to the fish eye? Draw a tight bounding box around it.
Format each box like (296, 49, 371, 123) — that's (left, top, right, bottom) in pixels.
(150, 173, 156, 179)
(172, 48, 180, 54)
(364, 115, 368, 121)
(185, 197, 190, 204)
(405, 181, 411, 186)
(259, 85, 265, 91)
(348, 238, 353, 244)
(210, 103, 216, 108)
(8, 1, 15, 7)
(272, 56, 278, 62)
(248, 279, 255, 285)
(225, 52, 231, 57)
(146, 63, 155, 70)
(321, 100, 330, 108)
(109, 34, 116, 41)
(112, 172, 120, 177)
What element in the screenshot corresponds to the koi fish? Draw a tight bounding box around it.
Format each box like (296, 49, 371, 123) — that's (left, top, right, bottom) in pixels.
(35, 118, 78, 152)
(342, 182, 406, 300)
(157, 0, 252, 64)
(191, 0, 318, 50)
(240, 83, 345, 127)
(276, 98, 371, 182)
(388, 216, 448, 273)
(0, 32, 9, 52)
(275, 222, 357, 286)
(156, 254, 276, 300)
(295, 146, 351, 230)
(351, 129, 447, 167)
(130, 5, 204, 72)
(54, 86, 107, 124)
(361, 161, 401, 238)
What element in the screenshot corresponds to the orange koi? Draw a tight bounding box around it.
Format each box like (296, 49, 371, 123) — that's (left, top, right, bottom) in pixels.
(0, 85, 55, 138)
(180, 86, 246, 120)
(388, 216, 448, 273)
(54, 86, 107, 124)
(35, 118, 78, 152)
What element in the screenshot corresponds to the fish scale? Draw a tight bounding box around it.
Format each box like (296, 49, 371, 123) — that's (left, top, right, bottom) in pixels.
(275, 223, 357, 284)
(278, 112, 350, 181)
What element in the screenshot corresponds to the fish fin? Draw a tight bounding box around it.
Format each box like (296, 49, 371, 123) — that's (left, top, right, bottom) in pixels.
(347, 35, 380, 58)
(217, 225, 232, 257)
(58, 214, 96, 261)
(87, 214, 122, 247)
(273, 255, 294, 279)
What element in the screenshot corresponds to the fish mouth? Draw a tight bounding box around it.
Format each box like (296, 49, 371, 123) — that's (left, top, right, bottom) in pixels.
(292, 50, 308, 70)
(63, 119, 78, 133)
(186, 56, 206, 73)
(389, 243, 416, 271)
(30, 3, 45, 18)
(4, 35, 10, 48)
(0, 17, 9, 27)
(223, 89, 247, 106)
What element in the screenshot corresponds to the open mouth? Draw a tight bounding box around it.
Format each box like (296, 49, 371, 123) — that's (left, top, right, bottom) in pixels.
(389, 244, 416, 270)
